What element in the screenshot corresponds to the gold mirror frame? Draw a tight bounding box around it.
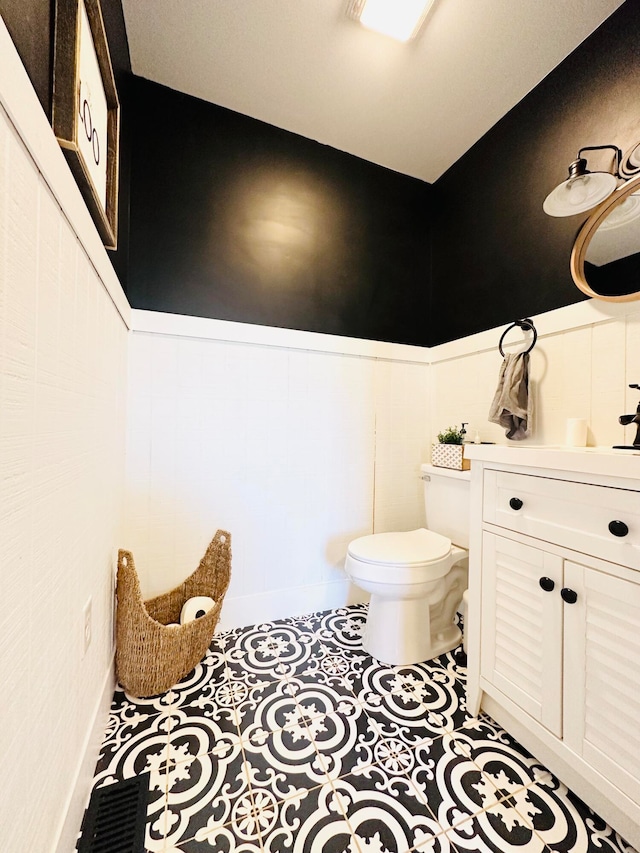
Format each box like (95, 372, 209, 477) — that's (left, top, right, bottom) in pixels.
(570, 173, 640, 302)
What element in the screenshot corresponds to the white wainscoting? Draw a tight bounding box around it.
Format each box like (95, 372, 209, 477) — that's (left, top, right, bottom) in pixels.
(126, 298, 640, 632)
(125, 313, 432, 627)
(0, 19, 129, 853)
(429, 300, 640, 450)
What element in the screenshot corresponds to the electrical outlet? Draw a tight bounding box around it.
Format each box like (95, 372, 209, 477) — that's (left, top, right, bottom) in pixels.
(83, 597, 92, 656)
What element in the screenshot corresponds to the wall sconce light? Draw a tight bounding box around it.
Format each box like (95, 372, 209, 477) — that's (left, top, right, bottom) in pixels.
(620, 142, 640, 179)
(543, 145, 621, 217)
(347, 0, 436, 42)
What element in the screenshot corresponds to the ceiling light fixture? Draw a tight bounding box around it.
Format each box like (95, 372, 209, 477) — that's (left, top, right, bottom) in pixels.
(543, 145, 621, 217)
(347, 0, 436, 42)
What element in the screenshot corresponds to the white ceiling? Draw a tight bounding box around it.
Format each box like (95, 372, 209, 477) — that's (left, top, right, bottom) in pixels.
(122, 0, 625, 183)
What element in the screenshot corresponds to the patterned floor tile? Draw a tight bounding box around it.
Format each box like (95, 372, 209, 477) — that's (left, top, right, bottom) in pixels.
(279, 640, 368, 693)
(332, 770, 445, 853)
(509, 778, 639, 853)
(87, 605, 637, 853)
(360, 686, 452, 748)
(224, 621, 313, 684)
(311, 607, 368, 651)
(160, 746, 252, 849)
(407, 732, 502, 828)
(242, 722, 329, 798)
(259, 779, 360, 853)
(442, 803, 544, 853)
(409, 831, 460, 853)
(385, 662, 470, 733)
(454, 715, 556, 792)
(165, 709, 243, 764)
(432, 647, 468, 684)
(289, 695, 381, 779)
(93, 711, 170, 785)
(233, 678, 302, 739)
(167, 648, 243, 707)
(98, 702, 170, 763)
(110, 685, 181, 718)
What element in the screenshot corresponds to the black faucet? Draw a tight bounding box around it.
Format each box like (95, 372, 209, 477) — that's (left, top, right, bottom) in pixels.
(614, 384, 640, 449)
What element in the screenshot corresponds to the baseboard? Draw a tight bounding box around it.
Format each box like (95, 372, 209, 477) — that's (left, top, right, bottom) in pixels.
(217, 579, 369, 631)
(54, 656, 116, 853)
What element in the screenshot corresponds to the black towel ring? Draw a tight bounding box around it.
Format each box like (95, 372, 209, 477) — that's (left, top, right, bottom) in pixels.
(498, 319, 537, 357)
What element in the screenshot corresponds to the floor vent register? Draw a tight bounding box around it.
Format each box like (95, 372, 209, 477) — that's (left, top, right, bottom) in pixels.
(77, 773, 150, 853)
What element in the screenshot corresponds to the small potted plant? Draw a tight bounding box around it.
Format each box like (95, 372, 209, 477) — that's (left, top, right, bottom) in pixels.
(432, 425, 471, 470)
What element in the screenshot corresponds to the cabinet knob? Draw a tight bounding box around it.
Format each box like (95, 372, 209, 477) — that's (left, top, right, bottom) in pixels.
(539, 577, 555, 592)
(509, 497, 523, 511)
(561, 587, 578, 604)
(608, 520, 629, 537)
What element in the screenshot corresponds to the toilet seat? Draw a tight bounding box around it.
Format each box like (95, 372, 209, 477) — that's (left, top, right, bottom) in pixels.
(347, 528, 451, 567)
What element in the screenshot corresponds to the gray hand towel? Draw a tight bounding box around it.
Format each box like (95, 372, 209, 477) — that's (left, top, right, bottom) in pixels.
(488, 352, 532, 440)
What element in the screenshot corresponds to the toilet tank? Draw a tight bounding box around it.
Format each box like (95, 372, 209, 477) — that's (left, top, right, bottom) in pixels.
(420, 463, 471, 548)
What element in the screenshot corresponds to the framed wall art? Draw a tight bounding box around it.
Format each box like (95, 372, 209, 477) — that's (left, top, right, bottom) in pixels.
(52, 0, 119, 249)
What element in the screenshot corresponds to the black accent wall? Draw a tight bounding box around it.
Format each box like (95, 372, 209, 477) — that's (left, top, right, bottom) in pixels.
(431, 0, 640, 345)
(124, 1, 639, 347)
(0, 0, 53, 117)
(4, 1, 639, 347)
(125, 77, 432, 346)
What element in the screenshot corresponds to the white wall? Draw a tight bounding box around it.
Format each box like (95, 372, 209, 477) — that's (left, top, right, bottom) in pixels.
(430, 300, 640, 450)
(125, 300, 640, 634)
(124, 314, 431, 627)
(0, 20, 129, 853)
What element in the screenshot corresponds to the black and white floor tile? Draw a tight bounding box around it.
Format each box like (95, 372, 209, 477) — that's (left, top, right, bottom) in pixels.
(84, 605, 638, 853)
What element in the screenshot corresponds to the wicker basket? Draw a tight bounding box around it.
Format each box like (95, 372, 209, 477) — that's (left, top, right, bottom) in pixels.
(115, 530, 231, 698)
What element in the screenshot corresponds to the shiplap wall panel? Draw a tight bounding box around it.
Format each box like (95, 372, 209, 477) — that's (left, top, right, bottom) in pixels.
(0, 103, 127, 852)
(430, 313, 640, 448)
(124, 332, 431, 623)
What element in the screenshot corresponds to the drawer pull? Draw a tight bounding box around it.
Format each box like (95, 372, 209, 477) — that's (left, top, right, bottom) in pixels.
(509, 497, 523, 511)
(608, 520, 629, 537)
(539, 577, 555, 592)
(561, 588, 578, 604)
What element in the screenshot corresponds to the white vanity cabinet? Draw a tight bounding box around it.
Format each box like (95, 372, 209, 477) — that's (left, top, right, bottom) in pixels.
(464, 445, 640, 849)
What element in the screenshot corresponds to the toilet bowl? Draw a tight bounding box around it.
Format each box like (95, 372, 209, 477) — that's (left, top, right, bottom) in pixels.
(345, 528, 467, 665)
(344, 464, 471, 666)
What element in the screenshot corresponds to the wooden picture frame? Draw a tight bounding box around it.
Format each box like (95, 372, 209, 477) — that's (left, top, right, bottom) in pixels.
(52, 0, 119, 249)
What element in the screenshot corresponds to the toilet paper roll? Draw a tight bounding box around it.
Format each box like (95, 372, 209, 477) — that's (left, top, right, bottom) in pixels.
(180, 596, 215, 624)
(566, 418, 588, 447)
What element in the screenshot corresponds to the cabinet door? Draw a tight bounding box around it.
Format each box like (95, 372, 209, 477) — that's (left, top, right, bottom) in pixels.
(563, 561, 640, 803)
(481, 533, 563, 736)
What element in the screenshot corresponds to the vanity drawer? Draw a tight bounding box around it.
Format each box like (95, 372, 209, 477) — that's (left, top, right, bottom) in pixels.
(483, 470, 640, 569)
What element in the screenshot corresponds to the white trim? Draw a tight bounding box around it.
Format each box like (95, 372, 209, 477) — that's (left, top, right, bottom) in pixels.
(54, 657, 116, 853)
(132, 295, 638, 364)
(131, 309, 431, 362)
(429, 298, 635, 364)
(0, 16, 130, 329)
(218, 579, 368, 631)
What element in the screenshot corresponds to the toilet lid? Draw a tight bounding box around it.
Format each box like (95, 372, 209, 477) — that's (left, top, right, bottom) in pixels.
(347, 528, 451, 566)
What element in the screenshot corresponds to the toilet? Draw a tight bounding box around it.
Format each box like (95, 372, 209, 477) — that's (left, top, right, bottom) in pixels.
(344, 463, 470, 665)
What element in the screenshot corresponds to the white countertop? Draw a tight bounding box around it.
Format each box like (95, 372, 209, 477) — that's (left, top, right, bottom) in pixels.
(462, 443, 640, 481)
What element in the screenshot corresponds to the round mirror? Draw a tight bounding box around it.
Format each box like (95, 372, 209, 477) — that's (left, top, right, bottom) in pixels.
(571, 174, 640, 301)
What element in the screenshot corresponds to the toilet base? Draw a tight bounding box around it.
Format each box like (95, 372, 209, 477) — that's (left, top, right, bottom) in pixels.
(363, 593, 462, 666)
